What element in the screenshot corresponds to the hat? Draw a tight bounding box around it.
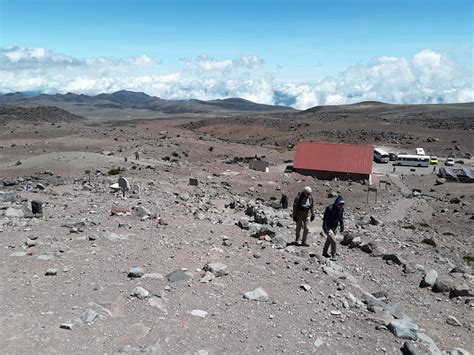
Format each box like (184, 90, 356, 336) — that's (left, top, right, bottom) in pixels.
(303, 186, 312, 194)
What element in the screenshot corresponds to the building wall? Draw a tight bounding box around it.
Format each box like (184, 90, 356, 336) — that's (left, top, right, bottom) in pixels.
(249, 160, 270, 172)
(294, 168, 369, 182)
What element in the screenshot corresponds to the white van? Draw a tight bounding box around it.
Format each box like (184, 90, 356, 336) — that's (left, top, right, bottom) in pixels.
(415, 148, 425, 156)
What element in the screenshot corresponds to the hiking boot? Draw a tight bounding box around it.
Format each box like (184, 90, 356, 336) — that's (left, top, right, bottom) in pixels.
(322, 252, 330, 258)
(330, 255, 337, 261)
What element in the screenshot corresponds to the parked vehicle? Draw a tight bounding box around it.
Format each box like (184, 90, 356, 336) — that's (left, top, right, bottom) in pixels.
(389, 153, 398, 161)
(445, 158, 455, 166)
(395, 154, 430, 167)
(430, 156, 438, 165)
(374, 148, 390, 163)
(416, 148, 425, 155)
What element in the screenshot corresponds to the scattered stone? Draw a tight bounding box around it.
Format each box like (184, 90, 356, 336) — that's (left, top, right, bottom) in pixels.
(450, 283, 473, 298)
(382, 253, 406, 266)
(200, 271, 215, 283)
(420, 269, 438, 288)
(388, 320, 419, 340)
(401, 341, 420, 355)
(128, 267, 145, 278)
(203, 262, 228, 277)
(350, 236, 362, 248)
(10, 251, 27, 257)
(131, 287, 149, 299)
(190, 310, 208, 318)
(118, 342, 162, 354)
(330, 310, 341, 316)
(450, 197, 461, 204)
(369, 216, 382, 226)
(450, 266, 470, 274)
(59, 323, 74, 330)
(45, 268, 58, 276)
(340, 233, 354, 246)
(421, 237, 437, 248)
(271, 235, 288, 249)
(5, 207, 25, 218)
(313, 338, 323, 349)
(26, 238, 37, 247)
(300, 284, 311, 291)
(432, 277, 455, 293)
(446, 316, 462, 327)
(403, 262, 417, 274)
(360, 241, 377, 254)
(244, 287, 269, 302)
(166, 269, 192, 283)
(448, 348, 471, 355)
(133, 206, 151, 218)
(80, 309, 98, 324)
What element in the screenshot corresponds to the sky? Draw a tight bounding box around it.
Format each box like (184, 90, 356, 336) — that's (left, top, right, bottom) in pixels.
(0, 0, 473, 108)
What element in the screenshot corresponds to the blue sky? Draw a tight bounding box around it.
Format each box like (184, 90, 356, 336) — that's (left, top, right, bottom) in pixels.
(0, 0, 472, 107)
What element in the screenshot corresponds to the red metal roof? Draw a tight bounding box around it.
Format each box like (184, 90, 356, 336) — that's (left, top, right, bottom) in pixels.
(294, 141, 373, 175)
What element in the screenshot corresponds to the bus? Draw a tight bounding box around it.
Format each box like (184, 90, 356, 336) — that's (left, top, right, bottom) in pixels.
(395, 154, 430, 167)
(374, 148, 390, 163)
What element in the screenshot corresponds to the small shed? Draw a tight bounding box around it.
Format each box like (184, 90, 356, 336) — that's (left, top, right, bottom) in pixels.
(293, 141, 373, 180)
(249, 160, 270, 172)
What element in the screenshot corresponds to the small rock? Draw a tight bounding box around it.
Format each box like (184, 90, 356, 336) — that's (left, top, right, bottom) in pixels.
(388, 320, 419, 340)
(402, 341, 420, 355)
(45, 268, 58, 276)
(330, 310, 341, 316)
(300, 284, 311, 291)
(369, 216, 382, 226)
(420, 269, 438, 288)
(166, 269, 192, 283)
(244, 287, 269, 302)
(128, 267, 145, 278)
(432, 277, 455, 293)
(382, 253, 406, 266)
(450, 283, 473, 298)
(446, 316, 461, 327)
(203, 262, 228, 277)
(200, 271, 215, 283)
(131, 287, 149, 299)
(421, 237, 437, 247)
(313, 338, 323, 348)
(80, 309, 98, 324)
(190, 310, 208, 318)
(60, 323, 74, 330)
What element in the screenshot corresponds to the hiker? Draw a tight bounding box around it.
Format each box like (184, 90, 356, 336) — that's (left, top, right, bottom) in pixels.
(292, 186, 315, 246)
(135, 151, 140, 160)
(322, 195, 345, 260)
(279, 194, 289, 209)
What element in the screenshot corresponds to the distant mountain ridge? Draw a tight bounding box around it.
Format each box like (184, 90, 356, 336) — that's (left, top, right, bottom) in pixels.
(0, 90, 296, 114)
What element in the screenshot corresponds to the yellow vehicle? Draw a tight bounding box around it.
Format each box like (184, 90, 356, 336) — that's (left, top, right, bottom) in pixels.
(430, 156, 438, 165)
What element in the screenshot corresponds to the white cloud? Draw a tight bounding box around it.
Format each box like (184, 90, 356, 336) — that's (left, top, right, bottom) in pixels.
(184, 54, 264, 73)
(0, 46, 472, 108)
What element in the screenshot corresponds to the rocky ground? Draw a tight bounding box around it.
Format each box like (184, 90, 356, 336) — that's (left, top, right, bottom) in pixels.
(0, 113, 473, 354)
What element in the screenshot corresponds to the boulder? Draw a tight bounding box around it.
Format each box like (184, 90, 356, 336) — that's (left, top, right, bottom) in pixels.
(5, 207, 25, 218)
(243, 287, 269, 302)
(432, 277, 455, 293)
(449, 283, 473, 298)
(349, 236, 362, 248)
(389, 320, 419, 340)
(446, 316, 462, 327)
(166, 269, 192, 283)
(128, 267, 145, 278)
(80, 309, 98, 324)
(420, 269, 438, 288)
(360, 241, 378, 254)
(203, 263, 228, 277)
(271, 235, 288, 249)
(401, 341, 421, 355)
(131, 287, 149, 299)
(383, 253, 406, 266)
(340, 233, 354, 246)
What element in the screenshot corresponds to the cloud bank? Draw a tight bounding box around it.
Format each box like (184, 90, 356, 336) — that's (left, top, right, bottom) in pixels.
(0, 46, 472, 109)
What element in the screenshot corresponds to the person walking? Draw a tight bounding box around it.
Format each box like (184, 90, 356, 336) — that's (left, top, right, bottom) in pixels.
(279, 194, 289, 209)
(292, 186, 315, 246)
(322, 195, 345, 260)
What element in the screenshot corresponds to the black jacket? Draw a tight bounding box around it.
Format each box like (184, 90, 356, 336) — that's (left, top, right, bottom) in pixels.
(322, 195, 345, 232)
